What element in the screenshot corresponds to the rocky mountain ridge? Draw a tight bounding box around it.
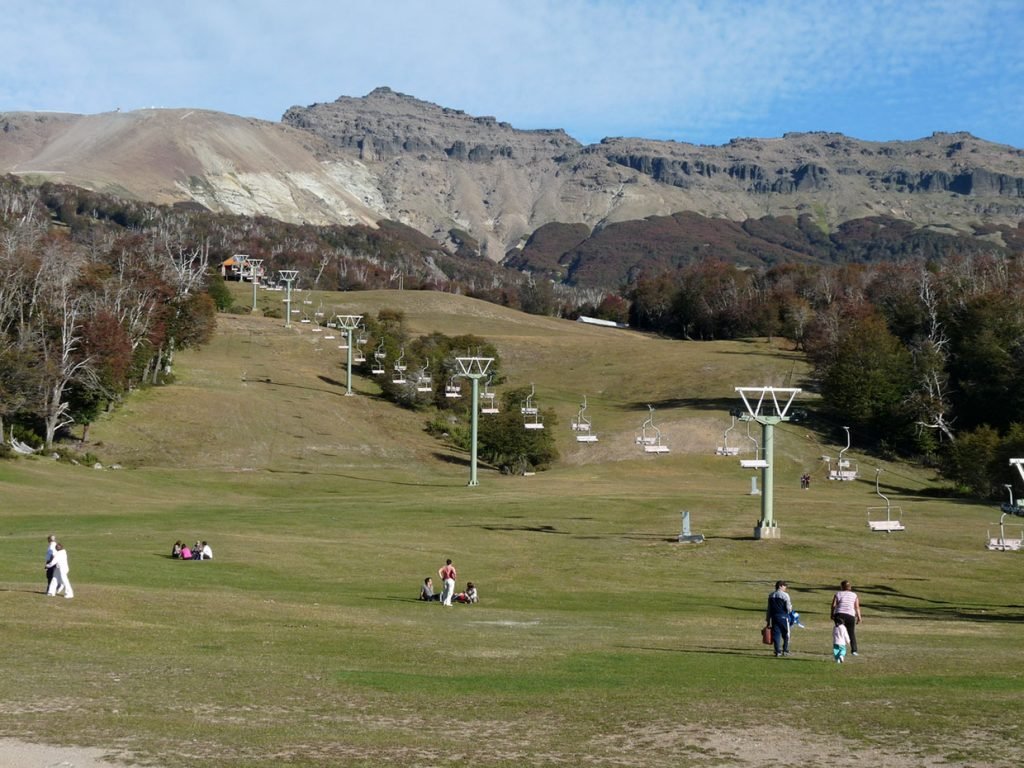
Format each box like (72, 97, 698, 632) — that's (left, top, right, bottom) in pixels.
(3, 87, 1023, 264)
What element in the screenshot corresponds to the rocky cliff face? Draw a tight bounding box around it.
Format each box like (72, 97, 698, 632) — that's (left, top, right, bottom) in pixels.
(3, 89, 1024, 263)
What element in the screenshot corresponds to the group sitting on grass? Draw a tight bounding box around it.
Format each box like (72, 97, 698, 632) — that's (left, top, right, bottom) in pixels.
(171, 540, 213, 560)
(419, 577, 477, 603)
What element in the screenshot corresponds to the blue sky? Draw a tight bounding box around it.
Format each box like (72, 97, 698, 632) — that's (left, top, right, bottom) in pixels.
(3, 0, 1023, 148)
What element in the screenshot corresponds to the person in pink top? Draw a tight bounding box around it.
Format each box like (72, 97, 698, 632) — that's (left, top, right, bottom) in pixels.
(438, 559, 457, 607)
(832, 617, 851, 663)
(830, 580, 862, 655)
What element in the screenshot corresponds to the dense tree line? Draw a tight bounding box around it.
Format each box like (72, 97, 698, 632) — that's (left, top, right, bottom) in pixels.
(629, 254, 1024, 496)
(361, 310, 557, 472)
(0, 181, 217, 450)
(7, 173, 1024, 495)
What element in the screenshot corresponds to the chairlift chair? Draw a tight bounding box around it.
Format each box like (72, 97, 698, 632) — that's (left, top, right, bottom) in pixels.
(987, 512, 1024, 551)
(635, 405, 669, 453)
(371, 341, 386, 375)
(520, 383, 538, 415)
(353, 346, 366, 363)
(445, 377, 462, 399)
(738, 420, 767, 467)
(480, 377, 499, 414)
(867, 469, 905, 532)
(524, 411, 544, 430)
(394, 347, 407, 373)
(416, 368, 433, 393)
(573, 396, 598, 442)
(571, 396, 591, 432)
(828, 427, 859, 480)
(392, 367, 407, 385)
(1004, 461, 1024, 515)
(715, 415, 741, 456)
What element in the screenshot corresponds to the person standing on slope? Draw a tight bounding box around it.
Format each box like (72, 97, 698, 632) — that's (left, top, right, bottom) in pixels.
(830, 580, 862, 656)
(45, 542, 74, 599)
(438, 559, 457, 607)
(765, 580, 793, 657)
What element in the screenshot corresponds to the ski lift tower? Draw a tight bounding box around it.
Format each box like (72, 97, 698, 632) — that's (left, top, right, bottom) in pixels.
(735, 386, 802, 540)
(455, 354, 494, 487)
(334, 315, 363, 396)
(278, 270, 299, 328)
(246, 258, 263, 311)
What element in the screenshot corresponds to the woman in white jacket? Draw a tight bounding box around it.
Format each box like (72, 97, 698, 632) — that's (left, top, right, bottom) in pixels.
(45, 543, 74, 599)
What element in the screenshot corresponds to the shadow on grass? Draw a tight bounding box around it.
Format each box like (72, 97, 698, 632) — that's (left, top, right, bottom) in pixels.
(726, 581, 1024, 624)
(432, 452, 470, 468)
(620, 644, 806, 661)
(265, 468, 456, 488)
(614, 397, 738, 413)
(253, 376, 356, 398)
(472, 523, 570, 535)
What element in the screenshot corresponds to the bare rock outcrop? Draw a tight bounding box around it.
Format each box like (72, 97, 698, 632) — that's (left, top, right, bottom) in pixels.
(4, 89, 1024, 265)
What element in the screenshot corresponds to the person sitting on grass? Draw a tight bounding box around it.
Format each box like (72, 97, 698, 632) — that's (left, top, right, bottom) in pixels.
(180, 543, 193, 560)
(199, 541, 213, 560)
(419, 577, 440, 601)
(171, 541, 182, 559)
(453, 582, 478, 604)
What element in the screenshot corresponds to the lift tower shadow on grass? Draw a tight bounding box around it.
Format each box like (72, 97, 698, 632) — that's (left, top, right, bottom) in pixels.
(735, 386, 801, 540)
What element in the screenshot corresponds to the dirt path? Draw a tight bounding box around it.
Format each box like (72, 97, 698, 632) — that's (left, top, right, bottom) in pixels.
(0, 738, 131, 768)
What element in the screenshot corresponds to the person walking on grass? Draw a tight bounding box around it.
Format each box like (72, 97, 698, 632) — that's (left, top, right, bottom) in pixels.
(830, 580, 862, 656)
(45, 542, 74, 599)
(44, 534, 57, 592)
(438, 559, 457, 607)
(833, 617, 851, 663)
(765, 580, 793, 657)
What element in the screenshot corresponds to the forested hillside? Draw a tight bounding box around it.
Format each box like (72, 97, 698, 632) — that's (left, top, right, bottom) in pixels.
(4, 172, 1024, 499)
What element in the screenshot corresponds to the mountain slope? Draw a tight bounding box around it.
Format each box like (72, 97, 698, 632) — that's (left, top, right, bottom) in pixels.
(0, 108, 381, 226)
(4, 89, 1024, 266)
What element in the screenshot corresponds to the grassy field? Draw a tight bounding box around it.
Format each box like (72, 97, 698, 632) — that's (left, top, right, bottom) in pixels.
(1, 289, 1021, 767)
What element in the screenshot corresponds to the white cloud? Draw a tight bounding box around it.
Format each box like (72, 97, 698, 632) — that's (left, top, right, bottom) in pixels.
(1, 0, 1021, 146)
